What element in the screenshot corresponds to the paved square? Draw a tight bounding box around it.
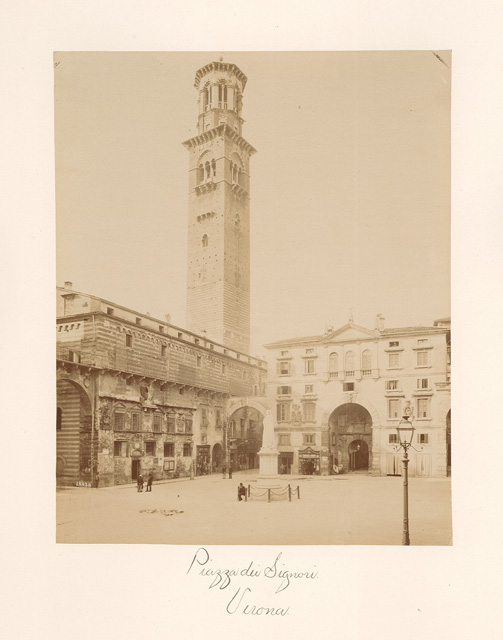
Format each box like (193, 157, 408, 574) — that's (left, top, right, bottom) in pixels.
(56, 471, 452, 545)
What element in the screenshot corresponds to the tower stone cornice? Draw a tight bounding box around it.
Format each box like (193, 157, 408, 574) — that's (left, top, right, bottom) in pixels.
(194, 62, 248, 90)
(182, 123, 257, 156)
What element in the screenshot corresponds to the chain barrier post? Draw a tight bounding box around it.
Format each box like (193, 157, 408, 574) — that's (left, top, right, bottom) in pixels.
(288, 484, 292, 501)
(297, 485, 301, 500)
(268, 489, 271, 503)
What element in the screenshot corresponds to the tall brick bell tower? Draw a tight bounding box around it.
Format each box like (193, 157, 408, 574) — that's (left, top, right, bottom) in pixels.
(183, 61, 256, 354)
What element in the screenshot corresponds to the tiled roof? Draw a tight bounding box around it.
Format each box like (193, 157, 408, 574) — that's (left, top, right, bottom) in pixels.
(264, 334, 323, 348)
(380, 326, 442, 334)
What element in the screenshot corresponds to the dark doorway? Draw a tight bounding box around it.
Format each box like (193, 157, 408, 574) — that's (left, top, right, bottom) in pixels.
(132, 459, 141, 481)
(348, 439, 369, 471)
(278, 454, 293, 474)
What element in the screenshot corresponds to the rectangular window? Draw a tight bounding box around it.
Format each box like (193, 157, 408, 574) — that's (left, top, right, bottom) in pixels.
(280, 350, 289, 356)
(343, 382, 354, 392)
(277, 386, 291, 395)
(389, 434, 398, 444)
(279, 434, 290, 446)
(277, 403, 291, 422)
(388, 399, 400, 419)
(303, 403, 316, 422)
(164, 443, 174, 457)
(145, 441, 156, 456)
(183, 443, 192, 457)
(305, 348, 314, 354)
(417, 378, 429, 389)
(303, 434, 315, 445)
(305, 384, 314, 394)
(216, 410, 222, 428)
(161, 344, 167, 356)
(167, 416, 176, 433)
(389, 341, 399, 347)
(386, 380, 399, 391)
(417, 398, 429, 418)
(68, 350, 81, 363)
(114, 441, 127, 457)
(185, 418, 193, 433)
(131, 413, 140, 432)
(305, 359, 315, 374)
(277, 361, 290, 375)
(417, 350, 429, 366)
(126, 334, 133, 348)
(201, 407, 208, 427)
(248, 420, 256, 438)
(163, 459, 175, 471)
(388, 352, 400, 368)
(114, 412, 125, 431)
(417, 339, 428, 345)
(418, 433, 429, 444)
(240, 418, 246, 437)
(153, 414, 162, 433)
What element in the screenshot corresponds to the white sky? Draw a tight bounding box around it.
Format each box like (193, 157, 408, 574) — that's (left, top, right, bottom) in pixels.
(55, 51, 450, 356)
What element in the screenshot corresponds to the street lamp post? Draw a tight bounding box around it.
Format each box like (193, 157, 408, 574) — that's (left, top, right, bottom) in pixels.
(395, 412, 421, 546)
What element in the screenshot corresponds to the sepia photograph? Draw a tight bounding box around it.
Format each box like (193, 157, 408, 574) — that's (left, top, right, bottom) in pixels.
(55, 51, 451, 545)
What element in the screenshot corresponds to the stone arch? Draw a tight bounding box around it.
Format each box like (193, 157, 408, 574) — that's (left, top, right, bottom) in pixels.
(225, 397, 268, 419)
(328, 401, 378, 473)
(56, 375, 94, 486)
(212, 442, 224, 472)
(226, 398, 268, 472)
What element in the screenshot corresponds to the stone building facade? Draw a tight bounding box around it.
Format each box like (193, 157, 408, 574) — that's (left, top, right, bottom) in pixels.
(56, 285, 267, 487)
(264, 317, 451, 478)
(183, 61, 256, 354)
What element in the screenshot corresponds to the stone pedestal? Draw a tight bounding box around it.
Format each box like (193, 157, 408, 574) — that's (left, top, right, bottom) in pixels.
(256, 449, 283, 489)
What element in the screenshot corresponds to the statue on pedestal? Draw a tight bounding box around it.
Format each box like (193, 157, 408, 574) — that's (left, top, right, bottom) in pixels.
(261, 410, 276, 452)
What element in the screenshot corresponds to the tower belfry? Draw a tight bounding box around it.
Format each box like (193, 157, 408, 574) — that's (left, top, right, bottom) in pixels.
(183, 61, 256, 353)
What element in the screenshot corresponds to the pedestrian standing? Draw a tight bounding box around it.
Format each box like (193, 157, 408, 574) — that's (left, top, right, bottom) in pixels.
(146, 472, 153, 492)
(137, 474, 144, 492)
(222, 464, 227, 479)
(228, 464, 232, 479)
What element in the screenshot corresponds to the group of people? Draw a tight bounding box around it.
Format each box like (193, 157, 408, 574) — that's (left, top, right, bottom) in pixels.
(137, 472, 153, 492)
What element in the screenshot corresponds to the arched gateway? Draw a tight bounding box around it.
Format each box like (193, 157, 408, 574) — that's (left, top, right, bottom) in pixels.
(56, 376, 94, 486)
(226, 398, 267, 472)
(329, 403, 373, 473)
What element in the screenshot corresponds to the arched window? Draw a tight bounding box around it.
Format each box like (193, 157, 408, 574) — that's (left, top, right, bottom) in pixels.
(202, 234, 208, 248)
(198, 164, 204, 184)
(211, 159, 216, 178)
(202, 88, 209, 111)
(345, 351, 355, 377)
(205, 161, 211, 180)
(362, 350, 372, 376)
(218, 84, 228, 107)
(329, 352, 338, 378)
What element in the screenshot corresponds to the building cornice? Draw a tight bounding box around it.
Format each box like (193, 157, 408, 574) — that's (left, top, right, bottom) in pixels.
(182, 124, 257, 156)
(194, 62, 248, 90)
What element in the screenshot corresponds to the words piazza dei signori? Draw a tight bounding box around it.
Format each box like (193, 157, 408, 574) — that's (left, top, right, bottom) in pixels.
(56, 59, 451, 488)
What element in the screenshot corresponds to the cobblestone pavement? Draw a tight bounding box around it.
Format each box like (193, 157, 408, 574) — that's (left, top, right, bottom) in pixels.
(56, 471, 452, 545)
